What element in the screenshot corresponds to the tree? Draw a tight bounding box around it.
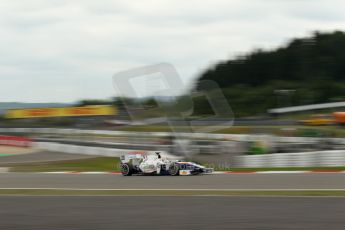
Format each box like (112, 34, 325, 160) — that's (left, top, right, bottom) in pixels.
(194, 31, 345, 116)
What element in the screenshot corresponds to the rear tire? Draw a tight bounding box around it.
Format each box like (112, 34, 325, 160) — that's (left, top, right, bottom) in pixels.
(121, 163, 133, 176)
(169, 163, 180, 176)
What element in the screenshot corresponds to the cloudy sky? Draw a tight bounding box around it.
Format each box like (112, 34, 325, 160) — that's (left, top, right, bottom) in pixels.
(1, 0, 344, 102)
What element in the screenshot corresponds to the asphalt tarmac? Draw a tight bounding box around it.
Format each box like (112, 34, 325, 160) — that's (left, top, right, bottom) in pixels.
(0, 196, 344, 230)
(0, 173, 344, 189)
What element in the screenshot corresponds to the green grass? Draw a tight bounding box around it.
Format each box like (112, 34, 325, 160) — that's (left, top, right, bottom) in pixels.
(0, 189, 344, 196)
(119, 125, 174, 132)
(10, 157, 121, 172)
(116, 124, 345, 137)
(5, 121, 345, 137)
(0, 154, 12, 157)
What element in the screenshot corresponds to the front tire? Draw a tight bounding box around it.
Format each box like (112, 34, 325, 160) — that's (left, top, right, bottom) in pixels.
(121, 163, 133, 176)
(169, 163, 180, 176)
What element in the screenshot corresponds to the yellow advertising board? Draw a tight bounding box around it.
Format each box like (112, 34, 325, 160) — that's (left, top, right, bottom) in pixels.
(5, 105, 117, 119)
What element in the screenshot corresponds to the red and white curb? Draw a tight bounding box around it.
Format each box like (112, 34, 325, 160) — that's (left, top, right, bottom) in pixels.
(36, 170, 345, 175)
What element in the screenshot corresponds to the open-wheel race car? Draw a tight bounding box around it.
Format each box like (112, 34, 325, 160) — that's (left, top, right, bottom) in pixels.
(120, 152, 213, 176)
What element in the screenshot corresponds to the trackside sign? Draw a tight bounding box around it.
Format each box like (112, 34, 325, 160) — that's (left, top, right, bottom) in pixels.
(5, 105, 117, 119)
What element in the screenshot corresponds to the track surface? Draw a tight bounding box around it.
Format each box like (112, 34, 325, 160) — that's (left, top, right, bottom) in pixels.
(0, 196, 344, 230)
(1, 173, 345, 189)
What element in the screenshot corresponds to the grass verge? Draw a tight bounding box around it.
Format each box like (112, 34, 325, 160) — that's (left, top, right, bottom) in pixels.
(10, 157, 121, 172)
(119, 125, 345, 137)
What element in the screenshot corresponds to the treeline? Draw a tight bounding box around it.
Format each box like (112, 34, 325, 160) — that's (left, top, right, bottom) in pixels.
(195, 31, 345, 116)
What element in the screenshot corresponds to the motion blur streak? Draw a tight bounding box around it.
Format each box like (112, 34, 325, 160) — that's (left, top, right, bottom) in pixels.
(0, 173, 344, 190)
(0, 197, 344, 230)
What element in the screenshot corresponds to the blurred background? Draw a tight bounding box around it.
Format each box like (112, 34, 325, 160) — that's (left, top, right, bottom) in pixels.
(2, 2, 345, 230)
(1, 0, 345, 172)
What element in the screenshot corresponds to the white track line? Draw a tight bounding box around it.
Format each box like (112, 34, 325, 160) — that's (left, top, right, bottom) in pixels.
(255, 171, 309, 174)
(41, 171, 345, 174)
(0, 188, 345, 191)
(1, 171, 345, 174)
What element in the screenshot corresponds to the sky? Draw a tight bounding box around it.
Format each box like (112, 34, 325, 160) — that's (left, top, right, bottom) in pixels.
(1, 0, 345, 103)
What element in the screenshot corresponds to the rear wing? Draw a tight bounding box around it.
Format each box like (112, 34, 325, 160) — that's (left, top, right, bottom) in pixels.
(120, 154, 145, 163)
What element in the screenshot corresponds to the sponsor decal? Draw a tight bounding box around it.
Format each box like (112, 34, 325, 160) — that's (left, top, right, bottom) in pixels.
(5, 105, 117, 119)
(179, 170, 191, 175)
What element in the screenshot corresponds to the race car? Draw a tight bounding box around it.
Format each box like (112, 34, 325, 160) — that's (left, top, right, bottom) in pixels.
(119, 152, 213, 176)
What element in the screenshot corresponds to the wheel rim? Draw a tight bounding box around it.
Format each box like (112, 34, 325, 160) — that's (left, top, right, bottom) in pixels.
(121, 164, 129, 175)
(169, 164, 179, 175)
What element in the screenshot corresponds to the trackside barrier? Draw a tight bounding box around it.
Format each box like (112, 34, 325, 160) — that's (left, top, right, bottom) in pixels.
(33, 142, 178, 159)
(234, 150, 345, 168)
(0, 135, 32, 147)
(2, 128, 345, 167)
(34, 141, 345, 167)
